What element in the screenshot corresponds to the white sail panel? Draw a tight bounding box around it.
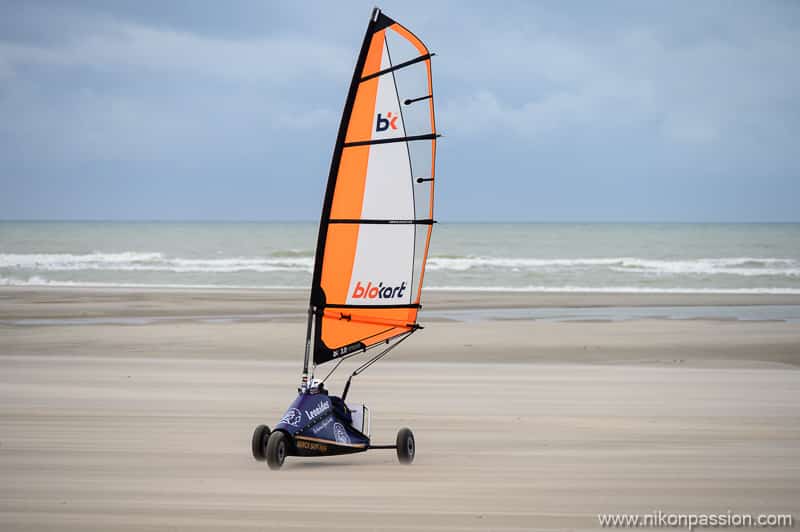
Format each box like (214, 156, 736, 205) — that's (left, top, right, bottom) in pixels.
(346, 224, 414, 306)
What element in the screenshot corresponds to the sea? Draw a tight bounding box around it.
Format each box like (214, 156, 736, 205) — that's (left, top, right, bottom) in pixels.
(1, 222, 799, 294)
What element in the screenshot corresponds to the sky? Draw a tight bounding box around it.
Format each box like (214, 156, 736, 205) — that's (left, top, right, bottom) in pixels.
(1, 0, 798, 222)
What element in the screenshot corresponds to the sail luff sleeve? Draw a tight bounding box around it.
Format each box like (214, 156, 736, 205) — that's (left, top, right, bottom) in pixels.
(312, 11, 437, 365)
(309, 11, 379, 311)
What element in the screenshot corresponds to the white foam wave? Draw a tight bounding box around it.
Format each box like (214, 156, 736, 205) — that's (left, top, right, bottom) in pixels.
(0, 252, 314, 273)
(2, 252, 799, 281)
(607, 258, 800, 277)
(0, 275, 307, 290)
(425, 285, 800, 295)
(3, 275, 800, 295)
(426, 256, 800, 276)
(0, 252, 164, 266)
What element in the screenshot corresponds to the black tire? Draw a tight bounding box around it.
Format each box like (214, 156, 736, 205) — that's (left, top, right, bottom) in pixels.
(396, 427, 415, 465)
(266, 431, 289, 470)
(251, 424, 270, 461)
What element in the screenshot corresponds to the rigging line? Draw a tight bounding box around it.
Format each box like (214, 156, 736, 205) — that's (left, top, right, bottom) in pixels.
(338, 330, 417, 399)
(315, 311, 398, 351)
(359, 53, 433, 82)
(350, 325, 397, 347)
(323, 346, 369, 371)
(343, 133, 438, 148)
(320, 357, 344, 385)
(353, 330, 416, 377)
(326, 338, 381, 367)
(320, 326, 398, 379)
(330, 325, 408, 365)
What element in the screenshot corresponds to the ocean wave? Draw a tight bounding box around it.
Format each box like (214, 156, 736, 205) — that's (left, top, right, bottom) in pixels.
(270, 249, 314, 258)
(608, 257, 798, 273)
(424, 285, 800, 295)
(0, 275, 307, 290)
(2, 252, 799, 277)
(0, 252, 314, 273)
(426, 256, 800, 276)
(0, 252, 164, 265)
(2, 275, 800, 295)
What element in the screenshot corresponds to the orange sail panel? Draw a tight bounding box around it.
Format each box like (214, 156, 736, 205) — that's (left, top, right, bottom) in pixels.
(310, 10, 437, 365)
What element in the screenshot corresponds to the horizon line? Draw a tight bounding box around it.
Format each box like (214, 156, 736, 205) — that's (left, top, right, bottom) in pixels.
(1, 219, 800, 225)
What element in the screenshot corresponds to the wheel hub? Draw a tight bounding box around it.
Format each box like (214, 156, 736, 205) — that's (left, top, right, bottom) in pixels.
(278, 442, 286, 463)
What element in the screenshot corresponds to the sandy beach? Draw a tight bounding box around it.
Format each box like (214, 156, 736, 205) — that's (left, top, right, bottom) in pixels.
(4, 0, 800, 528)
(1, 288, 799, 530)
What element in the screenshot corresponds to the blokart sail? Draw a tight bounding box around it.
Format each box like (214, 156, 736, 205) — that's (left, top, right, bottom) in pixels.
(304, 7, 438, 377)
(253, 7, 436, 470)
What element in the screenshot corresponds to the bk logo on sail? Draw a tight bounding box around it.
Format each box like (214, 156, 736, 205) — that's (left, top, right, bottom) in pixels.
(375, 112, 398, 132)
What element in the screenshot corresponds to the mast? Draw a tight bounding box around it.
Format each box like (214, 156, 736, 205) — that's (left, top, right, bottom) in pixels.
(301, 307, 313, 388)
(302, 8, 383, 388)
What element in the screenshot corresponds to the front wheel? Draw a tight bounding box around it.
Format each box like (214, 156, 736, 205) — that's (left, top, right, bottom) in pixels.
(266, 431, 289, 470)
(396, 427, 415, 465)
(251, 424, 270, 461)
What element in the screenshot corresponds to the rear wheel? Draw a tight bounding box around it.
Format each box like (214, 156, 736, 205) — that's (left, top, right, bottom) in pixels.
(266, 431, 289, 470)
(251, 424, 270, 461)
(396, 427, 415, 465)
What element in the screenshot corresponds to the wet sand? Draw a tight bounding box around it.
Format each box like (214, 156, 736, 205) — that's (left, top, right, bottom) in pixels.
(3, 287, 800, 320)
(1, 288, 799, 530)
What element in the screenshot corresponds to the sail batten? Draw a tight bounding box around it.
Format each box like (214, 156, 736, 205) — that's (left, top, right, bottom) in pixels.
(360, 53, 433, 82)
(308, 9, 436, 366)
(343, 133, 438, 147)
(328, 218, 435, 225)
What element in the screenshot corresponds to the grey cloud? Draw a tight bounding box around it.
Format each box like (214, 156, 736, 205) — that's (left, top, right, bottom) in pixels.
(1, 0, 798, 221)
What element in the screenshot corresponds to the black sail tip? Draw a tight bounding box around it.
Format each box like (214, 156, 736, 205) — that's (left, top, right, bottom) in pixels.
(373, 10, 396, 31)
